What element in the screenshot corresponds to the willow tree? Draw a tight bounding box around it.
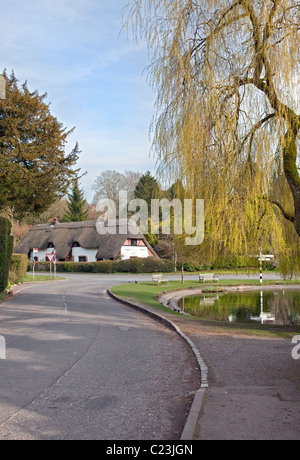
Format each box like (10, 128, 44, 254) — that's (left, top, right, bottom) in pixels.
(125, 0, 300, 263)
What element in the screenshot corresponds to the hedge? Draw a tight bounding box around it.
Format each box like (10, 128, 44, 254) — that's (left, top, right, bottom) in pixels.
(0, 217, 13, 291)
(30, 258, 175, 274)
(9, 254, 28, 284)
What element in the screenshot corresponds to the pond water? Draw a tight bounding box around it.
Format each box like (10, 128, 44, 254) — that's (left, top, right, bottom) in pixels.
(178, 289, 300, 326)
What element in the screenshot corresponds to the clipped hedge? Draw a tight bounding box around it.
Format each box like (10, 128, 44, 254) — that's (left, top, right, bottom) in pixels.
(31, 258, 175, 274)
(0, 217, 13, 291)
(9, 254, 28, 284)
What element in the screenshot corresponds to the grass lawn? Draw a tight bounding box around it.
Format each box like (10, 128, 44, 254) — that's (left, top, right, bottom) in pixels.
(112, 281, 193, 313)
(22, 274, 66, 282)
(111, 278, 300, 310)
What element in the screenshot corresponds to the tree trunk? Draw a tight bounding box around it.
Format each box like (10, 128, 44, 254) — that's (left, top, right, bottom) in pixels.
(283, 127, 300, 237)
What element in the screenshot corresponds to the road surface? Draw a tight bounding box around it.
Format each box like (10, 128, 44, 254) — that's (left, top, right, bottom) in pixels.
(0, 274, 199, 440)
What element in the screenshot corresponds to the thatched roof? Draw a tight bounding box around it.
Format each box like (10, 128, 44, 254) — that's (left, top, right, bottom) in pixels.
(15, 220, 158, 260)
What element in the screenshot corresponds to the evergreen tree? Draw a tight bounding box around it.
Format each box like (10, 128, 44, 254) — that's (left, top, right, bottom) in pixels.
(63, 183, 88, 222)
(134, 171, 160, 209)
(0, 71, 80, 219)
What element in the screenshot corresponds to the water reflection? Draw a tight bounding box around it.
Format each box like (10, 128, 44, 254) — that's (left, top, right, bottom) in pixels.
(179, 290, 300, 326)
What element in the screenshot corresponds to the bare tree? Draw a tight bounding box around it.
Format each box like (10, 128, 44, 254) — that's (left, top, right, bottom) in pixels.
(92, 170, 143, 205)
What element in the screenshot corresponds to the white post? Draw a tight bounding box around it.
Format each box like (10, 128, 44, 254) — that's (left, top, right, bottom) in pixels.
(32, 250, 35, 280)
(260, 291, 264, 324)
(259, 248, 263, 284)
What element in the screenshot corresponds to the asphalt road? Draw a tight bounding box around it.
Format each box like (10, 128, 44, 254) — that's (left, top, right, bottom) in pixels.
(0, 274, 199, 440)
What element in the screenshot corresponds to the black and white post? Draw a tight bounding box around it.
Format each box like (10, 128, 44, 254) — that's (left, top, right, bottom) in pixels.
(250, 250, 274, 284)
(259, 249, 263, 284)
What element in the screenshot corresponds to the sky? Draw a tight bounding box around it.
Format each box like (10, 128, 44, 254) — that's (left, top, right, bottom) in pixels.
(1, 0, 156, 202)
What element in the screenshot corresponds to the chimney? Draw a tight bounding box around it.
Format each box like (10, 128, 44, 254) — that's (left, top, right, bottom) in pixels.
(50, 217, 59, 227)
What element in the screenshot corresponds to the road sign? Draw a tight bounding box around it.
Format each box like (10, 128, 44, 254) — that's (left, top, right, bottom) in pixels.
(46, 253, 55, 262)
(250, 255, 274, 259)
(249, 251, 274, 284)
(33, 248, 38, 253)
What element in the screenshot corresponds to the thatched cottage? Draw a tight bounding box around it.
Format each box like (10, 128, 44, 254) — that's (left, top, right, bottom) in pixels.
(15, 219, 158, 262)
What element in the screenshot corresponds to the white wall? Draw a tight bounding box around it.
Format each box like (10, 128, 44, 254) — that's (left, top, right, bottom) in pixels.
(120, 246, 149, 260)
(30, 248, 98, 262)
(71, 247, 98, 262)
(31, 249, 55, 262)
(31, 246, 150, 262)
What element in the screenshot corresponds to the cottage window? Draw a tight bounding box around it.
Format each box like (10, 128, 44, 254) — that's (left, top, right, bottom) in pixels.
(72, 242, 81, 248)
(78, 256, 87, 263)
(131, 239, 138, 246)
(47, 243, 54, 248)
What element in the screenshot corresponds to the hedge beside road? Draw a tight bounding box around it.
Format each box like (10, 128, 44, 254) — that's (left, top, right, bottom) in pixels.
(9, 254, 28, 284)
(0, 217, 13, 292)
(28, 258, 175, 274)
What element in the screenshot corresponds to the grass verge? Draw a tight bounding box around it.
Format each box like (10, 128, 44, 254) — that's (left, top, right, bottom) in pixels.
(22, 274, 66, 283)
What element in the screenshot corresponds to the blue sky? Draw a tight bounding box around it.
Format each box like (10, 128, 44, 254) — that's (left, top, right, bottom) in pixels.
(1, 0, 156, 202)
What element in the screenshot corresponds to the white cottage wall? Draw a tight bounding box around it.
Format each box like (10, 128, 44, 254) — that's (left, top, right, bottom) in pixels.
(120, 246, 149, 260)
(32, 249, 55, 262)
(71, 247, 98, 262)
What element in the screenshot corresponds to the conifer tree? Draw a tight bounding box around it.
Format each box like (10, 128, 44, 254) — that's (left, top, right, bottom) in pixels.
(63, 183, 88, 222)
(134, 171, 160, 209)
(0, 71, 80, 219)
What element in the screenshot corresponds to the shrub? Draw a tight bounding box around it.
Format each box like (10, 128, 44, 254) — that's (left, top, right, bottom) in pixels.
(118, 258, 143, 273)
(183, 262, 196, 272)
(0, 217, 13, 291)
(29, 261, 50, 272)
(9, 254, 28, 284)
(64, 262, 72, 272)
(90, 261, 114, 273)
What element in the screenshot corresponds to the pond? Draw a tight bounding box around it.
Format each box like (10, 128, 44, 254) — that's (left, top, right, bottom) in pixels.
(178, 289, 300, 326)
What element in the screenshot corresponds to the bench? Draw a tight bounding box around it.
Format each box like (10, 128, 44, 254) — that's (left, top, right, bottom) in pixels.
(199, 273, 219, 283)
(152, 274, 169, 285)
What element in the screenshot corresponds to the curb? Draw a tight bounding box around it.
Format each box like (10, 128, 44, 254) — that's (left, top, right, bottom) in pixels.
(107, 289, 208, 440)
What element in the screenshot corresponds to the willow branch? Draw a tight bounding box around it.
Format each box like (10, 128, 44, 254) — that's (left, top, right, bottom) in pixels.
(270, 199, 295, 223)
